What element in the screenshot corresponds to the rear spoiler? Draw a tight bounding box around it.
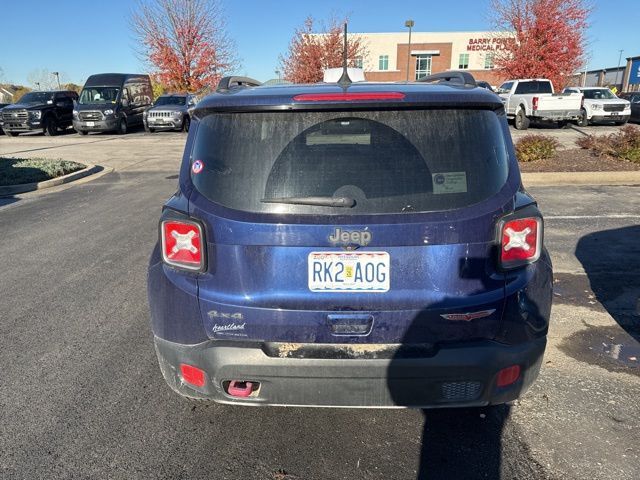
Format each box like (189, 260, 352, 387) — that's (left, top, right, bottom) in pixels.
(417, 71, 477, 88)
(216, 76, 262, 92)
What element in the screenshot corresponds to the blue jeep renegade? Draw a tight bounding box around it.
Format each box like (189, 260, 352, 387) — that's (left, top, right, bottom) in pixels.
(147, 72, 553, 408)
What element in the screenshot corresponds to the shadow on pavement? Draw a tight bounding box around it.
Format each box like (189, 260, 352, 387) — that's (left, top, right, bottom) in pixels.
(575, 225, 640, 340)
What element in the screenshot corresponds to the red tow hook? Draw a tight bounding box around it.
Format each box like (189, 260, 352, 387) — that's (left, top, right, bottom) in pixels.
(227, 380, 255, 398)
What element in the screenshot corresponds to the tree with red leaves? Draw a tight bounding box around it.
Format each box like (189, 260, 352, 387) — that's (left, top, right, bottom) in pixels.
(132, 0, 237, 93)
(491, 0, 590, 89)
(280, 16, 367, 84)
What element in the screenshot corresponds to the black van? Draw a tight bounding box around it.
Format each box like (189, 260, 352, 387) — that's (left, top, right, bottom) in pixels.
(73, 73, 152, 135)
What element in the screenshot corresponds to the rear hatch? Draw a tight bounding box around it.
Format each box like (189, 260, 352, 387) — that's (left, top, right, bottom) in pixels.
(188, 107, 516, 345)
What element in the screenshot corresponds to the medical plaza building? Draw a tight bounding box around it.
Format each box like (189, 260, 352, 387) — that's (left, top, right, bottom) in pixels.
(352, 31, 511, 85)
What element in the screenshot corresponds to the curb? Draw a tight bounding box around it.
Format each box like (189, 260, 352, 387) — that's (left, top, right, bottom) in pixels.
(0, 164, 109, 197)
(521, 170, 640, 186)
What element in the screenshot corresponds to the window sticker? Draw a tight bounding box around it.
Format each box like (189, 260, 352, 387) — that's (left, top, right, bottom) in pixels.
(432, 172, 468, 194)
(192, 160, 204, 174)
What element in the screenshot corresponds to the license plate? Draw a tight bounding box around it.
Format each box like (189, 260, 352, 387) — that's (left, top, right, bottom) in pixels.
(308, 252, 390, 292)
(610, 113, 619, 116)
(86, 121, 95, 126)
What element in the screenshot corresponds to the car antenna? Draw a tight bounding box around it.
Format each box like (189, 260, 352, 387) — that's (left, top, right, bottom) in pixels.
(337, 22, 352, 88)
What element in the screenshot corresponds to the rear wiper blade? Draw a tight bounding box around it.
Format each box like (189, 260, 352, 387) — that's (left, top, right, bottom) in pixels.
(261, 196, 356, 208)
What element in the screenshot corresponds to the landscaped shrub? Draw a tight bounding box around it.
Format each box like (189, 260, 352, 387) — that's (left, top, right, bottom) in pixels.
(515, 135, 560, 162)
(576, 126, 640, 163)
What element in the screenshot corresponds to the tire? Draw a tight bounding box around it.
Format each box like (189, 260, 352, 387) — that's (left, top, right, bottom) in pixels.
(78, 130, 88, 136)
(6, 131, 18, 137)
(182, 116, 190, 133)
(514, 108, 530, 130)
(118, 118, 128, 135)
(577, 109, 589, 127)
(44, 117, 58, 136)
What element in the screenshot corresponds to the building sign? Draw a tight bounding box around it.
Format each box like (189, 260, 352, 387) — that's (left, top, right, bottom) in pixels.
(467, 37, 512, 51)
(630, 58, 640, 85)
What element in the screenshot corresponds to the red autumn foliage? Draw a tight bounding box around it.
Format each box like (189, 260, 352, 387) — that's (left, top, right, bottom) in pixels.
(491, 0, 590, 89)
(132, 0, 237, 92)
(280, 16, 368, 84)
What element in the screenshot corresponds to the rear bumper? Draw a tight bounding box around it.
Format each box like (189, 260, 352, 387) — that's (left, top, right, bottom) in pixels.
(154, 335, 546, 408)
(530, 109, 582, 120)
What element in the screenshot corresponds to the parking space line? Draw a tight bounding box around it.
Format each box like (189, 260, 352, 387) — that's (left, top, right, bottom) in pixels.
(546, 215, 640, 220)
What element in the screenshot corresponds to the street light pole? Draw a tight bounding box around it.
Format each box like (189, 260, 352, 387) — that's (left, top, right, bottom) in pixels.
(405, 20, 414, 82)
(52, 71, 61, 89)
(614, 50, 623, 89)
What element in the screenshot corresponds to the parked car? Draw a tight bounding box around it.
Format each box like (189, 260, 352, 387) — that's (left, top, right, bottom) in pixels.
(619, 92, 640, 123)
(0, 103, 9, 134)
(497, 78, 583, 129)
(143, 94, 197, 133)
(73, 73, 152, 135)
(476, 81, 495, 92)
(563, 87, 631, 126)
(147, 72, 553, 408)
(0, 91, 78, 137)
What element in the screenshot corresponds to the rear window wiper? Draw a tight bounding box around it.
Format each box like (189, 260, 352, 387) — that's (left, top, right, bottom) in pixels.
(261, 196, 356, 208)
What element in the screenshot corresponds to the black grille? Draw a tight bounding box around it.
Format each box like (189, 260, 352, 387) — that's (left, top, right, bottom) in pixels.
(79, 111, 103, 121)
(441, 381, 482, 401)
(603, 104, 626, 112)
(2, 110, 27, 121)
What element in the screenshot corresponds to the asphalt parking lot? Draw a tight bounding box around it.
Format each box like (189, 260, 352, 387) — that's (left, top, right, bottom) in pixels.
(1, 127, 639, 479)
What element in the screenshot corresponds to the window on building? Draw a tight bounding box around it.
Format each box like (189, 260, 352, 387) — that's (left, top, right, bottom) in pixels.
(415, 55, 432, 80)
(458, 53, 469, 70)
(484, 53, 495, 69)
(378, 55, 389, 71)
(354, 56, 363, 69)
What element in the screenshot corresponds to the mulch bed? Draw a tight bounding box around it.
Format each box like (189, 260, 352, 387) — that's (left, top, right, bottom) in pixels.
(519, 148, 640, 172)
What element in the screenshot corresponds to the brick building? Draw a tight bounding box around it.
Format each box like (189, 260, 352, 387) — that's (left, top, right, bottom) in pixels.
(345, 31, 511, 85)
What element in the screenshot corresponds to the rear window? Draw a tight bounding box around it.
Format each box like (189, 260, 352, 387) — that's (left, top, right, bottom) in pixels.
(190, 109, 509, 215)
(514, 81, 553, 94)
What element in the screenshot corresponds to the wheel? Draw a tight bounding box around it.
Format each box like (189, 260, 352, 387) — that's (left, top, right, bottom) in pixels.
(577, 109, 589, 127)
(44, 117, 58, 136)
(78, 130, 88, 136)
(118, 118, 128, 135)
(6, 131, 18, 137)
(182, 116, 190, 133)
(514, 108, 530, 130)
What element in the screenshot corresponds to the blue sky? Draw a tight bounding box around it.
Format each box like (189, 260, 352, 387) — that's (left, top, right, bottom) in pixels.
(0, 0, 637, 86)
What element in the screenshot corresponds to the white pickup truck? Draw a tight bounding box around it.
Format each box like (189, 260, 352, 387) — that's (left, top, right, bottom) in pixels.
(497, 79, 583, 130)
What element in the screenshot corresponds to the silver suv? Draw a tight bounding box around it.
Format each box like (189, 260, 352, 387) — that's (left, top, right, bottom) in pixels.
(144, 94, 197, 133)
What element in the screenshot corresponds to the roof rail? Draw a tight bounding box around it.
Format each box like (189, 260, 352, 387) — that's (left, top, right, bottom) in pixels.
(216, 76, 262, 92)
(417, 71, 477, 87)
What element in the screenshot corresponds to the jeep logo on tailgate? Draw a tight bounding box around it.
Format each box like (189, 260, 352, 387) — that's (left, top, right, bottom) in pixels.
(329, 228, 372, 247)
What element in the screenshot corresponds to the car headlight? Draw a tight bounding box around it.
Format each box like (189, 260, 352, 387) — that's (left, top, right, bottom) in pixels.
(592, 104, 602, 110)
(29, 110, 42, 119)
(103, 109, 114, 116)
(72, 109, 78, 117)
(143, 110, 148, 117)
(172, 111, 182, 118)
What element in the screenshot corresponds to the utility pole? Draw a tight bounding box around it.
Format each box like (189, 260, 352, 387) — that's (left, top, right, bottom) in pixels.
(405, 20, 414, 82)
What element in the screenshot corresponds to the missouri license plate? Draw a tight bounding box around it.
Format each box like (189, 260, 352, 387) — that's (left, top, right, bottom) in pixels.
(308, 252, 390, 292)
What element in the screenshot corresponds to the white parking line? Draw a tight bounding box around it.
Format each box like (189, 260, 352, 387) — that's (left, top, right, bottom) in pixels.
(546, 215, 640, 220)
